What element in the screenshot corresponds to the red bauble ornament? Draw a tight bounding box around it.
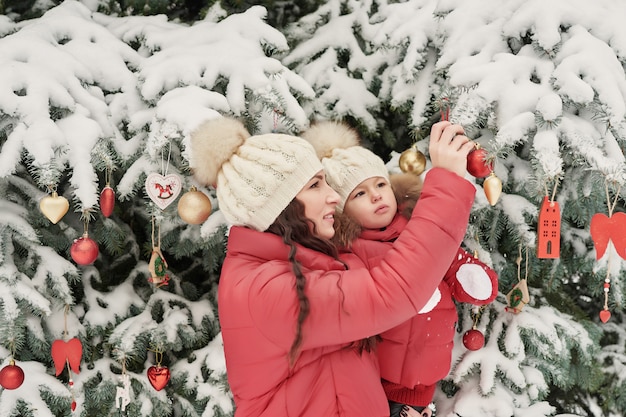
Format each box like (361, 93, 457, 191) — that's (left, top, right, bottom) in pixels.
(100, 185, 115, 218)
(147, 365, 170, 391)
(466, 145, 493, 178)
(462, 328, 485, 351)
(0, 360, 25, 390)
(70, 234, 99, 265)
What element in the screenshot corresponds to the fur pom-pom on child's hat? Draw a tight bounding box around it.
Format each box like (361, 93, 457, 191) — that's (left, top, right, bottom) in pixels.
(190, 117, 323, 232)
(301, 121, 389, 212)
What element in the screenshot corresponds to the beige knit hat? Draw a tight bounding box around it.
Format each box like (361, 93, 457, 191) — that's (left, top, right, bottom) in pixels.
(301, 121, 389, 212)
(189, 117, 323, 232)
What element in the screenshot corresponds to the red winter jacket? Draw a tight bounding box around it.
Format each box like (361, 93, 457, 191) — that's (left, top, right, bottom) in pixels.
(351, 213, 498, 407)
(217, 168, 475, 417)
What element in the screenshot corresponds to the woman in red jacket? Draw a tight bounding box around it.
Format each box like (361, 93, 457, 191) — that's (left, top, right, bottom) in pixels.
(302, 121, 498, 417)
(190, 116, 475, 417)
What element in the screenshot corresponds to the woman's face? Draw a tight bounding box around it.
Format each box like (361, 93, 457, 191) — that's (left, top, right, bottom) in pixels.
(295, 170, 340, 239)
(343, 176, 397, 229)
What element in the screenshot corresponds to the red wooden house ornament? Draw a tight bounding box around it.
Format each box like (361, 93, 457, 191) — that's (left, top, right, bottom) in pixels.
(537, 196, 561, 258)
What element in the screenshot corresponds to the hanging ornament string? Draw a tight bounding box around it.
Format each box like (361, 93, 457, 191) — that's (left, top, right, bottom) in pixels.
(440, 97, 450, 122)
(272, 108, 279, 132)
(597, 181, 622, 323)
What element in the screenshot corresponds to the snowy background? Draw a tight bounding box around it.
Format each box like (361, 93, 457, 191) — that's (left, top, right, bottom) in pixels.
(0, 0, 625, 416)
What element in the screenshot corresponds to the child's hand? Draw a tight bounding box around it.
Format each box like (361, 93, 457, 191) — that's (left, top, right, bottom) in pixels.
(428, 121, 474, 177)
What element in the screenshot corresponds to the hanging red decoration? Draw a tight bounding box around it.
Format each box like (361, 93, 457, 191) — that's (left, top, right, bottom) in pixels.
(100, 185, 115, 218)
(590, 212, 626, 260)
(537, 196, 561, 258)
(70, 234, 99, 265)
(0, 360, 25, 390)
(51, 337, 83, 376)
(600, 308, 611, 323)
(147, 365, 170, 391)
(462, 328, 485, 351)
(466, 144, 493, 178)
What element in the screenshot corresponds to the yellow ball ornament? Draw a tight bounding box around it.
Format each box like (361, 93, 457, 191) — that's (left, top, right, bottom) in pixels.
(178, 186, 212, 224)
(399, 148, 427, 175)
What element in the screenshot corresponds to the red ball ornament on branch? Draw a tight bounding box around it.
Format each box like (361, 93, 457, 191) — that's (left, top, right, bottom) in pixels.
(462, 328, 485, 351)
(466, 144, 493, 178)
(0, 360, 25, 390)
(70, 234, 99, 265)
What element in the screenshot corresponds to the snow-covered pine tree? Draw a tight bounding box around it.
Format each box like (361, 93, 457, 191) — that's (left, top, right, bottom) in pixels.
(0, 2, 314, 416)
(284, 0, 626, 416)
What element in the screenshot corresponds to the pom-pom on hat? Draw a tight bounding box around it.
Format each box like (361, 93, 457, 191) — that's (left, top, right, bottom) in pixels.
(301, 121, 389, 212)
(190, 117, 323, 232)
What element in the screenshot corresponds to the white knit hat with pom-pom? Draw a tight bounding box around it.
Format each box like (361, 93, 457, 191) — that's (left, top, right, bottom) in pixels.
(301, 121, 389, 212)
(190, 117, 323, 232)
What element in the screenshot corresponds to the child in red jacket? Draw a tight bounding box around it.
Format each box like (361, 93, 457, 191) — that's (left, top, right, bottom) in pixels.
(302, 121, 499, 417)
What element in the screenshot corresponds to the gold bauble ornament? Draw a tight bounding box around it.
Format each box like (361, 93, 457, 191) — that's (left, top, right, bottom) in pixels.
(177, 186, 212, 224)
(483, 173, 502, 206)
(39, 192, 70, 224)
(399, 148, 427, 175)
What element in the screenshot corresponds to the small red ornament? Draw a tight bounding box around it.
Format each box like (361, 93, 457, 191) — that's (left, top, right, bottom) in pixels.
(147, 365, 170, 391)
(462, 328, 485, 351)
(590, 212, 626, 260)
(0, 360, 25, 390)
(70, 234, 99, 265)
(51, 338, 83, 376)
(100, 185, 115, 217)
(71, 401, 77, 411)
(537, 196, 561, 259)
(466, 145, 493, 178)
(599, 309, 611, 323)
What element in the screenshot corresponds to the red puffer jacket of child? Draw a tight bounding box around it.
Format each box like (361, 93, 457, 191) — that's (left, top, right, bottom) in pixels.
(352, 215, 498, 407)
(218, 168, 476, 417)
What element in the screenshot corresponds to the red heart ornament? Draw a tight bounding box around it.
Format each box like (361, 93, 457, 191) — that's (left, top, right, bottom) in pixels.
(590, 212, 626, 260)
(147, 365, 170, 391)
(51, 338, 83, 376)
(599, 309, 611, 323)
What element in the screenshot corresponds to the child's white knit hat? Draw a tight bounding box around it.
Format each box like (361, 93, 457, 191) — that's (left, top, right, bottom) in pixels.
(190, 117, 323, 231)
(301, 121, 389, 212)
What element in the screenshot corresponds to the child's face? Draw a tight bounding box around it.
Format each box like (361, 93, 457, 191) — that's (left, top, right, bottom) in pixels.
(343, 176, 397, 229)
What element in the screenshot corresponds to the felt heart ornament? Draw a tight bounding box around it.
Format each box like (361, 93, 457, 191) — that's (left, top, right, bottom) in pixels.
(590, 212, 626, 260)
(51, 338, 83, 376)
(147, 365, 170, 391)
(39, 192, 70, 224)
(145, 173, 182, 210)
(599, 309, 611, 323)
